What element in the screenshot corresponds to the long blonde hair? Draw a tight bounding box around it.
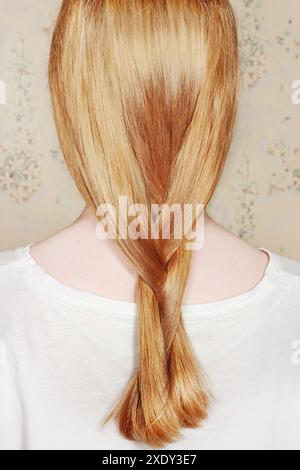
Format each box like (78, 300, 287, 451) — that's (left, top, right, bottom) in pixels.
(49, 0, 239, 447)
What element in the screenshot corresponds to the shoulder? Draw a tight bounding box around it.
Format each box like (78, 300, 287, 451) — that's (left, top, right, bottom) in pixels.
(0, 246, 29, 275)
(0, 245, 34, 287)
(271, 251, 300, 289)
(0, 247, 31, 330)
(269, 251, 300, 321)
(277, 253, 300, 277)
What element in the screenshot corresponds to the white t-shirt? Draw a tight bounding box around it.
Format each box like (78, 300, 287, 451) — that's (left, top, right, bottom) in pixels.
(0, 246, 299, 450)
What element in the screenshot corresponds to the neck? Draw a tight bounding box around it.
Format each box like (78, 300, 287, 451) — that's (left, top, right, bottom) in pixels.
(30, 205, 269, 304)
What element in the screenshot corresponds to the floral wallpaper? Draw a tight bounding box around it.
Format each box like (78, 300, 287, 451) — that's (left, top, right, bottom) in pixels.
(0, 0, 299, 260)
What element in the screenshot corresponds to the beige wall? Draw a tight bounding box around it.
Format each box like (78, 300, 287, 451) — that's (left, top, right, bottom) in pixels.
(0, 0, 299, 260)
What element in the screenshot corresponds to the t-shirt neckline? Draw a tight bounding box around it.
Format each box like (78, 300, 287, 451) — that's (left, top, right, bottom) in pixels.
(18, 244, 282, 322)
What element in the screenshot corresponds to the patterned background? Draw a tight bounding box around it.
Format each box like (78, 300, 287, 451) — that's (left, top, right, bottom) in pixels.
(0, 0, 299, 260)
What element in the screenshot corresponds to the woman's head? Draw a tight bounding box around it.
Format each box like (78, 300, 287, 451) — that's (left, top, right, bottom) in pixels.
(49, 0, 238, 447)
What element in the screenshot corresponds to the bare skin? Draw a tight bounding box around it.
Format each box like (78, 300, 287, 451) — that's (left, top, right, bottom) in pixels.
(30, 207, 269, 305)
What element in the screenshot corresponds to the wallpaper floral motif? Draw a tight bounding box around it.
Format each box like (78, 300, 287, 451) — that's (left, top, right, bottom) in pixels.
(239, 0, 267, 88)
(0, 35, 42, 202)
(0, 0, 299, 260)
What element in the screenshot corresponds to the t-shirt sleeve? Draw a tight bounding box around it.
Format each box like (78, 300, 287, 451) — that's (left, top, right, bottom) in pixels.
(0, 343, 23, 450)
(0, 251, 25, 449)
